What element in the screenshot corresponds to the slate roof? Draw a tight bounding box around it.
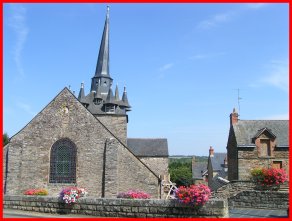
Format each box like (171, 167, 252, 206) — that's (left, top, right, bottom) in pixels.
(127, 138, 168, 157)
(210, 153, 226, 171)
(192, 161, 208, 179)
(233, 120, 289, 147)
(209, 169, 229, 191)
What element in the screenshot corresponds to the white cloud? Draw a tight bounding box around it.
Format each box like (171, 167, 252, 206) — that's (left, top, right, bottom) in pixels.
(158, 63, 174, 72)
(197, 11, 237, 30)
(16, 102, 36, 116)
(189, 52, 226, 60)
(7, 4, 29, 78)
(245, 3, 268, 9)
(261, 60, 288, 92)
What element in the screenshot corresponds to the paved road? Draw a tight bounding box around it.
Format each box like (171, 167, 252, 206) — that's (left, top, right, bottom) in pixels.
(4, 208, 289, 218)
(229, 208, 288, 218)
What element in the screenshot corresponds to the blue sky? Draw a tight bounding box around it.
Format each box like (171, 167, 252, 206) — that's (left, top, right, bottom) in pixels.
(4, 3, 288, 156)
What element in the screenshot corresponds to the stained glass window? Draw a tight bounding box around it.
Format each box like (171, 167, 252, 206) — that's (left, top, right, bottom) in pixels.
(49, 138, 76, 183)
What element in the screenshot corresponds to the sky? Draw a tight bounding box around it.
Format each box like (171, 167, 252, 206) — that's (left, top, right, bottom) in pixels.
(4, 3, 289, 156)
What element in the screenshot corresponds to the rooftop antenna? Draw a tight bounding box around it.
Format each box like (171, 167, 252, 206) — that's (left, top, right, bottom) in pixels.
(237, 88, 242, 116)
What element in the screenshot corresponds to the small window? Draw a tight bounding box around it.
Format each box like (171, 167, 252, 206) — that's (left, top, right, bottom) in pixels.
(272, 161, 282, 169)
(104, 81, 107, 86)
(49, 138, 76, 183)
(105, 105, 115, 113)
(260, 139, 271, 157)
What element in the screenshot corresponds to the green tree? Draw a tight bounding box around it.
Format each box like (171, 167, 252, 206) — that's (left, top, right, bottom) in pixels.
(3, 133, 9, 147)
(169, 158, 193, 187)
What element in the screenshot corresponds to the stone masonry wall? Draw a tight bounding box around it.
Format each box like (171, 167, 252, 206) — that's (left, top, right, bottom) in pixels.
(117, 147, 160, 198)
(3, 195, 229, 218)
(211, 181, 289, 210)
(229, 191, 289, 210)
(95, 115, 127, 144)
(140, 157, 169, 177)
(238, 149, 289, 180)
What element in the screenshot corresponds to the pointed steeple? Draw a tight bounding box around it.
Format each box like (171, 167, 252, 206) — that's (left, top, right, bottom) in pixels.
(121, 86, 131, 108)
(95, 5, 110, 78)
(78, 82, 85, 100)
(115, 84, 120, 101)
(104, 87, 115, 104)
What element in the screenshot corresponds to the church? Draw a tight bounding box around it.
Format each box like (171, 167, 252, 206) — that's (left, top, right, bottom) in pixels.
(3, 7, 169, 199)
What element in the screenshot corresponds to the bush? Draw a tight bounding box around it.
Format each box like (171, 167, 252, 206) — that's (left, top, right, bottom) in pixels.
(24, 189, 48, 195)
(59, 187, 87, 205)
(175, 184, 211, 209)
(251, 167, 288, 188)
(117, 190, 151, 199)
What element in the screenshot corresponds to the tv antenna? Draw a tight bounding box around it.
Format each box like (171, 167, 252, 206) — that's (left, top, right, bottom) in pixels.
(236, 88, 242, 116)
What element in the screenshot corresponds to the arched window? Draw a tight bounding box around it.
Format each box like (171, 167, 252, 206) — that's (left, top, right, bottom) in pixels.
(49, 138, 76, 183)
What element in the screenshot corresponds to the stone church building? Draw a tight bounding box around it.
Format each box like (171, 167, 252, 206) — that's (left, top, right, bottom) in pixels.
(3, 7, 169, 198)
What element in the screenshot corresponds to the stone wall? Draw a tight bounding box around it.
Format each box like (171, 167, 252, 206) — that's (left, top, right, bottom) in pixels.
(140, 157, 169, 177)
(211, 181, 289, 210)
(229, 191, 289, 210)
(211, 181, 256, 200)
(95, 115, 127, 144)
(3, 195, 228, 218)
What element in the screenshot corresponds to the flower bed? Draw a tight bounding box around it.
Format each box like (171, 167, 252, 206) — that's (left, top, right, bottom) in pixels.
(117, 190, 151, 199)
(175, 184, 211, 209)
(251, 167, 287, 189)
(24, 189, 48, 195)
(59, 187, 87, 205)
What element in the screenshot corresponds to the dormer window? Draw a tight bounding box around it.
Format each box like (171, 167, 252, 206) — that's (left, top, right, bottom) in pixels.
(253, 127, 276, 158)
(260, 139, 271, 157)
(105, 104, 115, 113)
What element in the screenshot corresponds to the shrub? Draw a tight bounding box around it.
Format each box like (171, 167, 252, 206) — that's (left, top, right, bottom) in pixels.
(24, 189, 48, 195)
(59, 187, 87, 205)
(251, 167, 288, 188)
(117, 190, 151, 199)
(175, 184, 211, 209)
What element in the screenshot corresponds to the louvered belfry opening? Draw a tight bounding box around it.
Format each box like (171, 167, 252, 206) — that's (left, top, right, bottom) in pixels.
(49, 138, 77, 183)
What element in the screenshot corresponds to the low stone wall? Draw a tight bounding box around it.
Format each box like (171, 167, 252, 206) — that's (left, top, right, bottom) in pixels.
(211, 180, 256, 199)
(4, 195, 228, 218)
(229, 190, 289, 210)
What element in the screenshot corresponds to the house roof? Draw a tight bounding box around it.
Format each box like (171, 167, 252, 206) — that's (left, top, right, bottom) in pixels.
(233, 120, 288, 147)
(127, 138, 168, 157)
(210, 153, 226, 171)
(192, 161, 208, 179)
(209, 169, 229, 191)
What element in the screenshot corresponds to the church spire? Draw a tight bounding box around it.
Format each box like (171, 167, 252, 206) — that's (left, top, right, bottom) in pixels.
(95, 5, 110, 78)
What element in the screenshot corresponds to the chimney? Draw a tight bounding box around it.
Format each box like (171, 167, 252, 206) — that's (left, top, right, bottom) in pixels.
(224, 156, 228, 172)
(230, 108, 239, 125)
(209, 146, 214, 157)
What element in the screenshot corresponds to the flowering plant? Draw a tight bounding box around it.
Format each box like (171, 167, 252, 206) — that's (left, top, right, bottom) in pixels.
(117, 190, 151, 199)
(175, 184, 211, 208)
(59, 187, 87, 205)
(24, 189, 48, 195)
(251, 167, 287, 188)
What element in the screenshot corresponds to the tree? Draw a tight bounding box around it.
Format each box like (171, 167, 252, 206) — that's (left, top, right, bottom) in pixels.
(3, 133, 9, 147)
(169, 158, 193, 187)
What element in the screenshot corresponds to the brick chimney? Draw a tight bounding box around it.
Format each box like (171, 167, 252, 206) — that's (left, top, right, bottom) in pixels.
(209, 146, 214, 157)
(230, 108, 239, 125)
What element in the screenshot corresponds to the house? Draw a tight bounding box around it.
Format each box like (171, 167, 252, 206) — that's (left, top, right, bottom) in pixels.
(227, 108, 289, 181)
(191, 147, 228, 191)
(3, 7, 168, 198)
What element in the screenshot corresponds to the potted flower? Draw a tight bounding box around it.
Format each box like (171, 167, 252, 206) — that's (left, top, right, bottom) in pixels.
(250, 167, 287, 190)
(59, 187, 87, 205)
(117, 190, 151, 199)
(175, 184, 211, 209)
